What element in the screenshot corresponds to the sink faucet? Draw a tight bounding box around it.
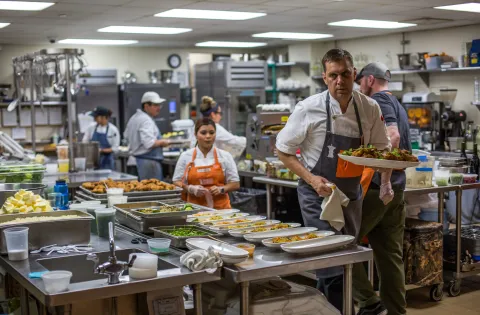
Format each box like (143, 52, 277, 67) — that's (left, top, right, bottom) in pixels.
(87, 222, 136, 285)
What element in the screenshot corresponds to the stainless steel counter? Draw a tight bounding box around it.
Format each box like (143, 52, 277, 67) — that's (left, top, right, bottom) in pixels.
(0, 227, 220, 314)
(43, 170, 137, 188)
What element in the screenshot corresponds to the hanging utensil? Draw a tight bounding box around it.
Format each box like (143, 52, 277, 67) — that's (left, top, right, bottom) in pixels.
(8, 65, 23, 112)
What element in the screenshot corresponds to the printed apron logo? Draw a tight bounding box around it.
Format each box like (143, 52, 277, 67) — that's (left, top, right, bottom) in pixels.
(327, 144, 336, 159)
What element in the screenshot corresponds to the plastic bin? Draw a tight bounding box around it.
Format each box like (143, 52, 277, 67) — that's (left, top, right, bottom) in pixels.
(403, 218, 443, 288)
(0, 162, 45, 183)
(229, 188, 267, 215)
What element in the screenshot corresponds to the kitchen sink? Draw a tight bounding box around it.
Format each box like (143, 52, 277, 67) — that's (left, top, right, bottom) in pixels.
(37, 248, 178, 283)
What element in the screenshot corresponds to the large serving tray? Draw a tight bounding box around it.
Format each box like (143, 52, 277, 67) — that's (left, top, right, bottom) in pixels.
(78, 185, 182, 199)
(338, 155, 420, 169)
(114, 201, 203, 218)
(75, 191, 180, 204)
(150, 225, 222, 248)
(0, 210, 93, 254)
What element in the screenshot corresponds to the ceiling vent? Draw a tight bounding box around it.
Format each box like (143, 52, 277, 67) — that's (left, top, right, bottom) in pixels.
(401, 17, 454, 25)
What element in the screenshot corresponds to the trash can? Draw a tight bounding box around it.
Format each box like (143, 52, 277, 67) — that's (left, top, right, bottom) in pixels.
(229, 188, 267, 215)
(403, 218, 444, 301)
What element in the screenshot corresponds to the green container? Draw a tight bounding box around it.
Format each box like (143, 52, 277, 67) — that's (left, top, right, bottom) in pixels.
(95, 208, 116, 238)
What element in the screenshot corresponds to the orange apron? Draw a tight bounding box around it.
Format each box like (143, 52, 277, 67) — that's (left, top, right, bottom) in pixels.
(181, 148, 231, 209)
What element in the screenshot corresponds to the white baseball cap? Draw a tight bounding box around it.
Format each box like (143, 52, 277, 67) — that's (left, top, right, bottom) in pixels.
(141, 91, 166, 104)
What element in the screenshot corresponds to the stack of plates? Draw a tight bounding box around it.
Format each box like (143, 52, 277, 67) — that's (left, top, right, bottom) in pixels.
(186, 238, 249, 264)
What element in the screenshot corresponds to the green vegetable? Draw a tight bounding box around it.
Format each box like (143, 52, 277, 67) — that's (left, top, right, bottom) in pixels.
(436, 178, 448, 186)
(449, 173, 463, 185)
(168, 227, 208, 237)
(182, 203, 194, 211)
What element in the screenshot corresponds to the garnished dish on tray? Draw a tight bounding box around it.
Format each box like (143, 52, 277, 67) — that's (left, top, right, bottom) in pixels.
(135, 204, 194, 214)
(82, 178, 177, 194)
(188, 212, 248, 223)
(339, 146, 420, 169)
(228, 222, 299, 237)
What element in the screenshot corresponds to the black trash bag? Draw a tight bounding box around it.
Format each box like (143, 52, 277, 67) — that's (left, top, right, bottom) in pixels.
(229, 188, 267, 215)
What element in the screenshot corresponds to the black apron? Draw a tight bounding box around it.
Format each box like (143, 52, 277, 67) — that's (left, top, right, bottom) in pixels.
(298, 93, 364, 277)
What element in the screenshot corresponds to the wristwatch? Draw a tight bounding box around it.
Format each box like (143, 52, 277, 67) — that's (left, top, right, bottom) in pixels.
(220, 187, 225, 194)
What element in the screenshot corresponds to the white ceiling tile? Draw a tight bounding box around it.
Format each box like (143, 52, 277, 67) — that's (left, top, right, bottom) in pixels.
(316, 1, 374, 11)
(123, 0, 200, 9)
(261, 1, 329, 8)
(283, 7, 342, 17)
(180, 1, 253, 10)
(239, 5, 294, 14)
(60, 0, 131, 4)
(400, 0, 470, 8)
(206, 0, 269, 4)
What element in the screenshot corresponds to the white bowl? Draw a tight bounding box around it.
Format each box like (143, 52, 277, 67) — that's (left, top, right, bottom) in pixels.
(41, 271, 72, 293)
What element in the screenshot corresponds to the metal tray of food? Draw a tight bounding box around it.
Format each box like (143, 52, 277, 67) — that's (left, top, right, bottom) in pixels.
(150, 225, 222, 248)
(113, 201, 205, 218)
(78, 185, 182, 199)
(438, 157, 467, 167)
(0, 210, 93, 254)
(75, 191, 181, 204)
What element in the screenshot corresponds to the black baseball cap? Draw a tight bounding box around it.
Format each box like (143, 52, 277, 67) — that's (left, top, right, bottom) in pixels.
(356, 62, 391, 82)
(90, 106, 111, 117)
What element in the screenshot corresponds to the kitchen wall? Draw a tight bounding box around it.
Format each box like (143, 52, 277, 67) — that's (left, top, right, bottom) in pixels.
(309, 23, 480, 123)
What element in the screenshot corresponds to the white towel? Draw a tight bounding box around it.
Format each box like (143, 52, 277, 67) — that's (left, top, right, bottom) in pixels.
(180, 246, 223, 273)
(320, 184, 350, 231)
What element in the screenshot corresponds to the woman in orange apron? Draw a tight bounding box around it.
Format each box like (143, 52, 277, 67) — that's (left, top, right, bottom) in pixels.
(173, 118, 240, 209)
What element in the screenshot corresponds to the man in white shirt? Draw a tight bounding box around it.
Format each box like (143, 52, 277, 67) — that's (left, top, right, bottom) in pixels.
(124, 92, 170, 180)
(276, 48, 392, 313)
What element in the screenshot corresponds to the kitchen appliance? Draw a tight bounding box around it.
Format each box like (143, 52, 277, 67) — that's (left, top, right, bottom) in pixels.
(195, 61, 267, 137)
(161, 70, 173, 83)
(73, 142, 99, 170)
(118, 83, 181, 134)
(75, 69, 119, 139)
(418, 52, 428, 69)
(246, 109, 291, 160)
(402, 92, 445, 151)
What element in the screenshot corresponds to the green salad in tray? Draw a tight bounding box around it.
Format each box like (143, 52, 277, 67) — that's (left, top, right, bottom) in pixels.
(166, 227, 209, 237)
(0, 163, 45, 183)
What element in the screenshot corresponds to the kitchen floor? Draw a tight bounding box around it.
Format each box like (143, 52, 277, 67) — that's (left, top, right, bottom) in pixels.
(407, 275, 480, 315)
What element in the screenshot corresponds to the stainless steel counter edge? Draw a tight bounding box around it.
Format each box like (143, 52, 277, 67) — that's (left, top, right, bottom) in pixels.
(0, 229, 220, 307)
(222, 245, 372, 283)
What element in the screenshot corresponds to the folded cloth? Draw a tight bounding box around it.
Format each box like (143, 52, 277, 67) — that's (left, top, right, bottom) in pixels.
(180, 246, 223, 273)
(320, 184, 350, 231)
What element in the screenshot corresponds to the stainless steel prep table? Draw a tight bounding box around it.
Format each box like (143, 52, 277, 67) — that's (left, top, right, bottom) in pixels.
(0, 227, 220, 315)
(43, 170, 137, 188)
(220, 235, 372, 315)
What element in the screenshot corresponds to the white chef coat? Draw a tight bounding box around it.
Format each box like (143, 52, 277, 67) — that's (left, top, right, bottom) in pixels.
(189, 123, 247, 160)
(276, 90, 391, 170)
(81, 122, 120, 153)
(124, 109, 161, 156)
(172, 146, 240, 183)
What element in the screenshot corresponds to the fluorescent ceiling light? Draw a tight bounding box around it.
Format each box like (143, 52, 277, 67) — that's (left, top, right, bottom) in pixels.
(58, 39, 138, 45)
(434, 3, 480, 13)
(253, 32, 333, 40)
(98, 26, 192, 35)
(196, 41, 267, 48)
(155, 9, 266, 20)
(328, 19, 416, 29)
(0, 23, 10, 28)
(0, 1, 54, 11)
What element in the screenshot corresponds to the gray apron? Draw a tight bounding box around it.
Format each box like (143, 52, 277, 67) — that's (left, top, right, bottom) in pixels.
(298, 93, 364, 277)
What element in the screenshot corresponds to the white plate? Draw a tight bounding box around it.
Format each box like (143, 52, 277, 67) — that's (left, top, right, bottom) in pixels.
(187, 212, 248, 223)
(338, 155, 419, 169)
(280, 235, 355, 254)
(187, 209, 240, 218)
(244, 227, 318, 243)
(205, 215, 266, 228)
(262, 231, 335, 248)
(229, 222, 300, 238)
(186, 238, 249, 258)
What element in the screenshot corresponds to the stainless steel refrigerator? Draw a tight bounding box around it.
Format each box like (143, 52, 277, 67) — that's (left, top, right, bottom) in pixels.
(194, 61, 267, 137)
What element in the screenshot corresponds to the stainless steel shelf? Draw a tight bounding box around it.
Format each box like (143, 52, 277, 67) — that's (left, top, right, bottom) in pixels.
(391, 66, 480, 75)
(0, 101, 67, 107)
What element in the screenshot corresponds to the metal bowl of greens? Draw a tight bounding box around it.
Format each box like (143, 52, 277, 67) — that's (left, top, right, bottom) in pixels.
(150, 225, 222, 248)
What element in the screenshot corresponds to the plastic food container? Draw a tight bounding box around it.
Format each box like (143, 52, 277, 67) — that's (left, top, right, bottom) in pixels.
(95, 208, 116, 238)
(74, 157, 86, 172)
(463, 174, 478, 184)
(434, 170, 450, 186)
(129, 253, 158, 269)
(106, 188, 124, 197)
(45, 163, 57, 174)
(57, 159, 69, 173)
(4, 227, 29, 261)
(81, 201, 102, 205)
(41, 271, 72, 293)
(234, 243, 255, 257)
(147, 238, 171, 255)
(449, 173, 464, 185)
(406, 167, 433, 188)
(129, 267, 157, 280)
(86, 204, 107, 234)
(108, 195, 128, 208)
(56, 145, 69, 160)
(0, 162, 45, 183)
(68, 203, 88, 211)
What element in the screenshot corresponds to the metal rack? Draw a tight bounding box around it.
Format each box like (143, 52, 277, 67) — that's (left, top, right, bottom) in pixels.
(10, 48, 86, 168)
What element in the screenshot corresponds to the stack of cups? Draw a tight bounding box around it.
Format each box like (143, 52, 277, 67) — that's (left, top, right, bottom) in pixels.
(107, 188, 128, 208)
(4, 227, 29, 261)
(86, 204, 107, 234)
(95, 208, 116, 238)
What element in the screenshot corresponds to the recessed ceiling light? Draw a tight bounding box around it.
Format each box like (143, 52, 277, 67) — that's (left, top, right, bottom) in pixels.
(328, 19, 416, 29)
(58, 39, 138, 45)
(0, 23, 10, 28)
(0, 1, 54, 11)
(98, 26, 192, 35)
(434, 3, 480, 13)
(155, 9, 266, 20)
(252, 32, 333, 40)
(196, 41, 267, 48)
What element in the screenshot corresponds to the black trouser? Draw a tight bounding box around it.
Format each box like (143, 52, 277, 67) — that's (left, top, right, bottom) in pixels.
(317, 274, 355, 314)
